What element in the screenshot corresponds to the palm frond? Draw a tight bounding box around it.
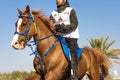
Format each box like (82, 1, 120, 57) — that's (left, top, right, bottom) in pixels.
(104, 40, 116, 52)
(87, 36, 120, 60)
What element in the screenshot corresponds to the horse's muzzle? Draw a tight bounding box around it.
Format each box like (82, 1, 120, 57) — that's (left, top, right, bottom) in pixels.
(11, 40, 26, 50)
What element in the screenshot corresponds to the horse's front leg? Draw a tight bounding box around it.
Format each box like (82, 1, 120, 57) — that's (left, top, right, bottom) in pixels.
(25, 57, 42, 80)
(45, 68, 64, 80)
(45, 61, 68, 80)
(25, 71, 41, 80)
(33, 57, 41, 74)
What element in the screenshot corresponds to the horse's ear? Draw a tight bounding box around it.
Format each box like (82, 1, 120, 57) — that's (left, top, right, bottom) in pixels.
(25, 5, 30, 13)
(17, 8, 22, 15)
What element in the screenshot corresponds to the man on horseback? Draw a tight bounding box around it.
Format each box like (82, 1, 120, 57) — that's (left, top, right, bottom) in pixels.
(49, 0, 79, 79)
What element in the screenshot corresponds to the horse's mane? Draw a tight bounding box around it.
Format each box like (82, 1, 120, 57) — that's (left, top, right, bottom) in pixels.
(31, 10, 56, 33)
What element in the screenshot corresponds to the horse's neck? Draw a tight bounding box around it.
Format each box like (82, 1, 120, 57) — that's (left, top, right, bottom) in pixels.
(34, 17, 56, 56)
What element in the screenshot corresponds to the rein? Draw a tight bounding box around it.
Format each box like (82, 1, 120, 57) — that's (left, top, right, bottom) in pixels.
(27, 34, 59, 71)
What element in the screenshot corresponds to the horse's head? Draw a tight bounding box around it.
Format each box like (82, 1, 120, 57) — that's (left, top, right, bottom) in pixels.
(11, 5, 37, 50)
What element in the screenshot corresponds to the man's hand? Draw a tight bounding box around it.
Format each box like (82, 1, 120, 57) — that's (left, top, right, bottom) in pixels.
(55, 24, 62, 31)
(55, 23, 65, 32)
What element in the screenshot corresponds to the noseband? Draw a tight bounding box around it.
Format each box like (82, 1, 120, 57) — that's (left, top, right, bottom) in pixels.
(14, 14, 37, 40)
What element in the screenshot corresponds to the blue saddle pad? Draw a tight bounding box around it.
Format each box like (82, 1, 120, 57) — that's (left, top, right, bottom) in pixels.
(58, 36, 83, 61)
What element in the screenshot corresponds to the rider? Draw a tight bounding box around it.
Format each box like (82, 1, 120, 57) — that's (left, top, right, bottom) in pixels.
(49, 0, 79, 79)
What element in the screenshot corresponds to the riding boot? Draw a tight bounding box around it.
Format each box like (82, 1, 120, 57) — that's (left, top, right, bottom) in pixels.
(65, 38, 78, 80)
(70, 52, 78, 80)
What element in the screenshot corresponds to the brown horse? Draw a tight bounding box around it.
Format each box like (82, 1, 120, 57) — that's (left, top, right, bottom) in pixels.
(11, 5, 110, 80)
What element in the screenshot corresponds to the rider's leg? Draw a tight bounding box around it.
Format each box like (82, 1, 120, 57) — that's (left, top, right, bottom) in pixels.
(65, 38, 78, 80)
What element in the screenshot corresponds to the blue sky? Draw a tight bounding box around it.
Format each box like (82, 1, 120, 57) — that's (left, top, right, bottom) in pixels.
(0, 0, 120, 76)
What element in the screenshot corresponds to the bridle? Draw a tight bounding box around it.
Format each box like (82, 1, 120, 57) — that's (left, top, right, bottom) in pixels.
(14, 14, 37, 41)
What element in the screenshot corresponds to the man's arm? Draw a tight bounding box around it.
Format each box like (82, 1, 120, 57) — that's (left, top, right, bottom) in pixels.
(62, 9, 78, 33)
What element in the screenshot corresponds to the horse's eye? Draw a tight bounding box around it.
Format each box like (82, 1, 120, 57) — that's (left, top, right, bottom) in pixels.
(22, 23, 27, 26)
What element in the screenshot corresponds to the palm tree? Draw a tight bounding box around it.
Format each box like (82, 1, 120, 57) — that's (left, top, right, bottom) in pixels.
(87, 36, 120, 59)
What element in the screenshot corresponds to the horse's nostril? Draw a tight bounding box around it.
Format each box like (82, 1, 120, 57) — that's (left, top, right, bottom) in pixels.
(15, 42, 18, 45)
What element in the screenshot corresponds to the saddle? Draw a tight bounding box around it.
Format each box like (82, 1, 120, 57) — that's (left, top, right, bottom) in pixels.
(58, 36, 83, 61)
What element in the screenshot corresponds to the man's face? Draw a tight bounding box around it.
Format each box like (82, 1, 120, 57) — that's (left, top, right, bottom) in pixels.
(56, 0, 66, 6)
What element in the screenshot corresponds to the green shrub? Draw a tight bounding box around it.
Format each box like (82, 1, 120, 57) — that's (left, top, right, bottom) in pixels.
(0, 71, 30, 80)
